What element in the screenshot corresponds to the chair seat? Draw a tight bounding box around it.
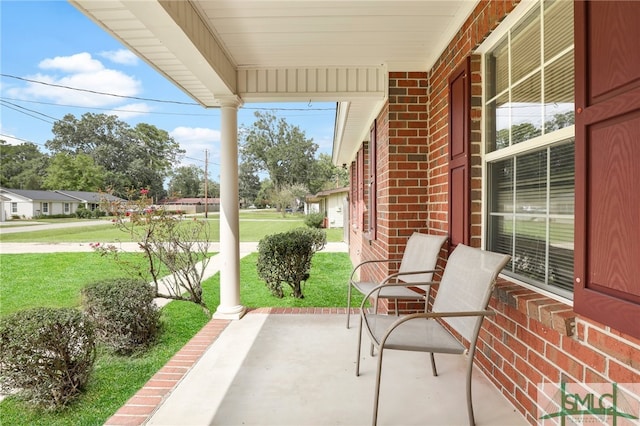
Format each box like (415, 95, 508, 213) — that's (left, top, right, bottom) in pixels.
(352, 281, 427, 299)
(365, 314, 466, 354)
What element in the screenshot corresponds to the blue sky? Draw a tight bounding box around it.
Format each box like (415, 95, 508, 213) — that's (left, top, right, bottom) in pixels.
(0, 1, 337, 180)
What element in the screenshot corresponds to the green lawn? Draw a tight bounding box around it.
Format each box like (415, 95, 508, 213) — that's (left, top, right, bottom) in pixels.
(0, 250, 356, 425)
(0, 214, 344, 243)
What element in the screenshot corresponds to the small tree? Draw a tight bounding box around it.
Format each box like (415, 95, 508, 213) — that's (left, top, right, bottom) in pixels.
(257, 227, 326, 298)
(95, 189, 212, 314)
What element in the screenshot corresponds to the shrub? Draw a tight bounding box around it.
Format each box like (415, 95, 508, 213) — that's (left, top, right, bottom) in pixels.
(82, 278, 161, 355)
(294, 227, 327, 252)
(0, 307, 96, 409)
(75, 206, 93, 219)
(304, 212, 325, 228)
(257, 227, 326, 299)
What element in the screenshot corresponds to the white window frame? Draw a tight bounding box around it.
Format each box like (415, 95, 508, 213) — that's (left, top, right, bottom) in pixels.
(42, 202, 49, 213)
(477, 0, 575, 303)
(64, 202, 70, 213)
(11, 202, 17, 213)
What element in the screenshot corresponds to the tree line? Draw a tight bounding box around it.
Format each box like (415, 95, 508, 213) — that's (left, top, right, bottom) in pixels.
(1, 111, 348, 206)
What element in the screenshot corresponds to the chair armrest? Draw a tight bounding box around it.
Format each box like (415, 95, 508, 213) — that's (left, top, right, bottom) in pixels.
(381, 269, 438, 285)
(358, 281, 439, 311)
(349, 259, 394, 282)
(373, 310, 496, 346)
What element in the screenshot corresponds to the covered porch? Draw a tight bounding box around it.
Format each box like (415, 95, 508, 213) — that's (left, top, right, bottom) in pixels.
(106, 311, 526, 426)
(70, 1, 640, 425)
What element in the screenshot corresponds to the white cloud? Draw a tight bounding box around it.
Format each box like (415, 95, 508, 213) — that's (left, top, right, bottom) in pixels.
(0, 131, 25, 146)
(99, 49, 139, 66)
(39, 52, 104, 73)
(170, 126, 221, 168)
(6, 53, 142, 108)
(108, 103, 151, 120)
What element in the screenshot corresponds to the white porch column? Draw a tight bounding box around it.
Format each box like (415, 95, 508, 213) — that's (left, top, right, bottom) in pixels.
(213, 97, 246, 320)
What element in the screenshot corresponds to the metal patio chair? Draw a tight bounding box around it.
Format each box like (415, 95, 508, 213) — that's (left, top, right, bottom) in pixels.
(346, 232, 447, 329)
(355, 244, 511, 425)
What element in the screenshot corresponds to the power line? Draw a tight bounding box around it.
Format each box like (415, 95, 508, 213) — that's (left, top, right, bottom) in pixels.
(0, 101, 57, 125)
(1, 74, 336, 111)
(0, 133, 47, 147)
(0, 100, 60, 122)
(1, 97, 214, 117)
(1, 73, 199, 106)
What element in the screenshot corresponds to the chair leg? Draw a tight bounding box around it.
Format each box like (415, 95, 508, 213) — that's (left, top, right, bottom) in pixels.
(430, 353, 438, 376)
(465, 348, 477, 426)
(370, 296, 379, 356)
(372, 346, 385, 426)
(346, 283, 353, 329)
(356, 315, 363, 376)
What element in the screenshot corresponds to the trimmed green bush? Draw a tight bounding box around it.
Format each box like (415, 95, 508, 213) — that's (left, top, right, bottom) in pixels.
(257, 227, 326, 299)
(0, 307, 96, 409)
(74, 206, 92, 219)
(304, 212, 325, 228)
(82, 278, 161, 355)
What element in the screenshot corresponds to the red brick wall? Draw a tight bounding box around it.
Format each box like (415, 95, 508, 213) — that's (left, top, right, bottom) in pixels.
(350, 73, 434, 288)
(348, 0, 640, 424)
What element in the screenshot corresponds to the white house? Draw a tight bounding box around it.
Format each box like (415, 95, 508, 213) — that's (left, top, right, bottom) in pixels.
(0, 195, 10, 222)
(310, 187, 349, 230)
(0, 188, 81, 220)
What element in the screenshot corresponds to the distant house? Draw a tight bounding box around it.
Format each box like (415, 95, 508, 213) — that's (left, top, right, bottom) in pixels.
(158, 197, 221, 214)
(0, 188, 126, 221)
(307, 187, 349, 229)
(0, 188, 80, 220)
(55, 190, 125, 212)
(0, 195, 10, 222)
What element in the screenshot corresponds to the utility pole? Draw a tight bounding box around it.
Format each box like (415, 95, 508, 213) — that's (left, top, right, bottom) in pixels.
(204, 149, 209, 218)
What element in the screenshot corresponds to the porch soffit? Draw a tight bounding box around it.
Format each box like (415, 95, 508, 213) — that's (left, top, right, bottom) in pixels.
(69, 0, 477, 164)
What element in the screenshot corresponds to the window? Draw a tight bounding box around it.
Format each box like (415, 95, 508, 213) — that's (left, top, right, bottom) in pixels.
(64, 203, 70, 213)
(11, 202, 17, 213)
(484, 0, 574, 297)
(42, 202, 49, 213)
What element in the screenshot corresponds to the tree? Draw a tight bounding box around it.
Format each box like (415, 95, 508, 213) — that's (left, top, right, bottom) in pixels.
(240, 111, 318, 193)
(254, 179, 274, 208)
(92, 192, 211, 314)
(198, 180, 220, 198)
(308, 153, 349, 194)
(0, 140, 49, 189)
(238, 161, 261, 206)
(168, 165, 203, 198)
(43, 153, 105, 191)
(271, 183, 308, 217)
(46, 113, 184, 199)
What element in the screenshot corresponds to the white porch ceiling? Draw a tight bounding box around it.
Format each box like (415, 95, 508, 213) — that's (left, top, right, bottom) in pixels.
(70, 0, 477, 165)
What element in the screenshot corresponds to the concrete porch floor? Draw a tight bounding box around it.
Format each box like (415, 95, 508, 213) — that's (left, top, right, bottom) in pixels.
(109, 311, 527, 426)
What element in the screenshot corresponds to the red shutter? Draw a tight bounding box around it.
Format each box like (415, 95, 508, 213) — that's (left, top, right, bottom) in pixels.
(574, 1, 640, 338)
(448, 57, 471, 249)
(357, 147, 365, 230)
(368, 121, 377, 240)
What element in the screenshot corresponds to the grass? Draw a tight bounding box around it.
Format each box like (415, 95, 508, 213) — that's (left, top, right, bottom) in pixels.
(0, 250, 356, 425)
(0, 214, 345, 243)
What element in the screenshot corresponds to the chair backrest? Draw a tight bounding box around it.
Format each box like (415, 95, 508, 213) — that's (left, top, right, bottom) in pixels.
(431, 244, 510, 342)
(397, 233, 448, 285)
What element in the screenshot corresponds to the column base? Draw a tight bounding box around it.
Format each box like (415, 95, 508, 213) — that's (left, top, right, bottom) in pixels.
(213, 304, 247, 320)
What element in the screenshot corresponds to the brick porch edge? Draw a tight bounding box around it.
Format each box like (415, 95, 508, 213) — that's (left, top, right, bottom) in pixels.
(104, 308, 354, 426)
